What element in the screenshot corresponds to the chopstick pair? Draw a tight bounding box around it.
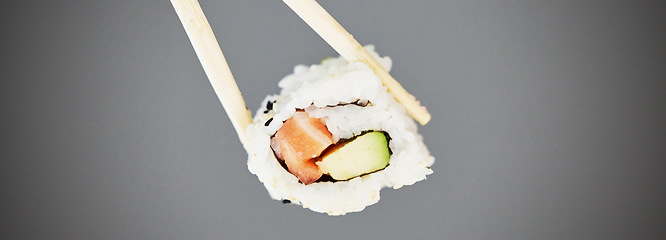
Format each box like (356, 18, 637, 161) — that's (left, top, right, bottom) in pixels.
(170, 0, 431, 146)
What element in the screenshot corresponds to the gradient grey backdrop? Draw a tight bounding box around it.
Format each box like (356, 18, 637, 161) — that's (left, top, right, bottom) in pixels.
(1, 0, 665, 239)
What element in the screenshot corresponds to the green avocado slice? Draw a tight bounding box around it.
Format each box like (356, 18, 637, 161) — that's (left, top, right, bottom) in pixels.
(315, 131, 390, 181)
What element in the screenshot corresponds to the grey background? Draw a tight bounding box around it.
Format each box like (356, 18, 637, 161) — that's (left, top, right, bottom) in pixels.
(1, 0, 665, 239)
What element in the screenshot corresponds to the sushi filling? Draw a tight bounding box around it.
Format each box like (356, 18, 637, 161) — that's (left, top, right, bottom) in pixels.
(270, 110, 390, 184)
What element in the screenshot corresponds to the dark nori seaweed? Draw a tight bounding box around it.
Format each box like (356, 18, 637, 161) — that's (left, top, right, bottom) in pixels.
(264, 118, 273, 126)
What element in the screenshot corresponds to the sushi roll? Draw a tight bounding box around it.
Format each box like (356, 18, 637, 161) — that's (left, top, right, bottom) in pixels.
(245, 46, 434, 215)
(172, 0, 434, 216)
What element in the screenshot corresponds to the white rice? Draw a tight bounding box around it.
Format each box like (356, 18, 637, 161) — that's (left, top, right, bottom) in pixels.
(245, 45, 434, 215)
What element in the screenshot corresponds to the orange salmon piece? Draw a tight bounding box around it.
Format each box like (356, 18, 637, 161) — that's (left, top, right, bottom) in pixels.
(273, 111, 333, 184)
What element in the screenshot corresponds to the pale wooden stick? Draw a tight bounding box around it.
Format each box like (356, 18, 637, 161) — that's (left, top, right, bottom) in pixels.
(171, 0, 253, 145)
(283, 0, 431, 125)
